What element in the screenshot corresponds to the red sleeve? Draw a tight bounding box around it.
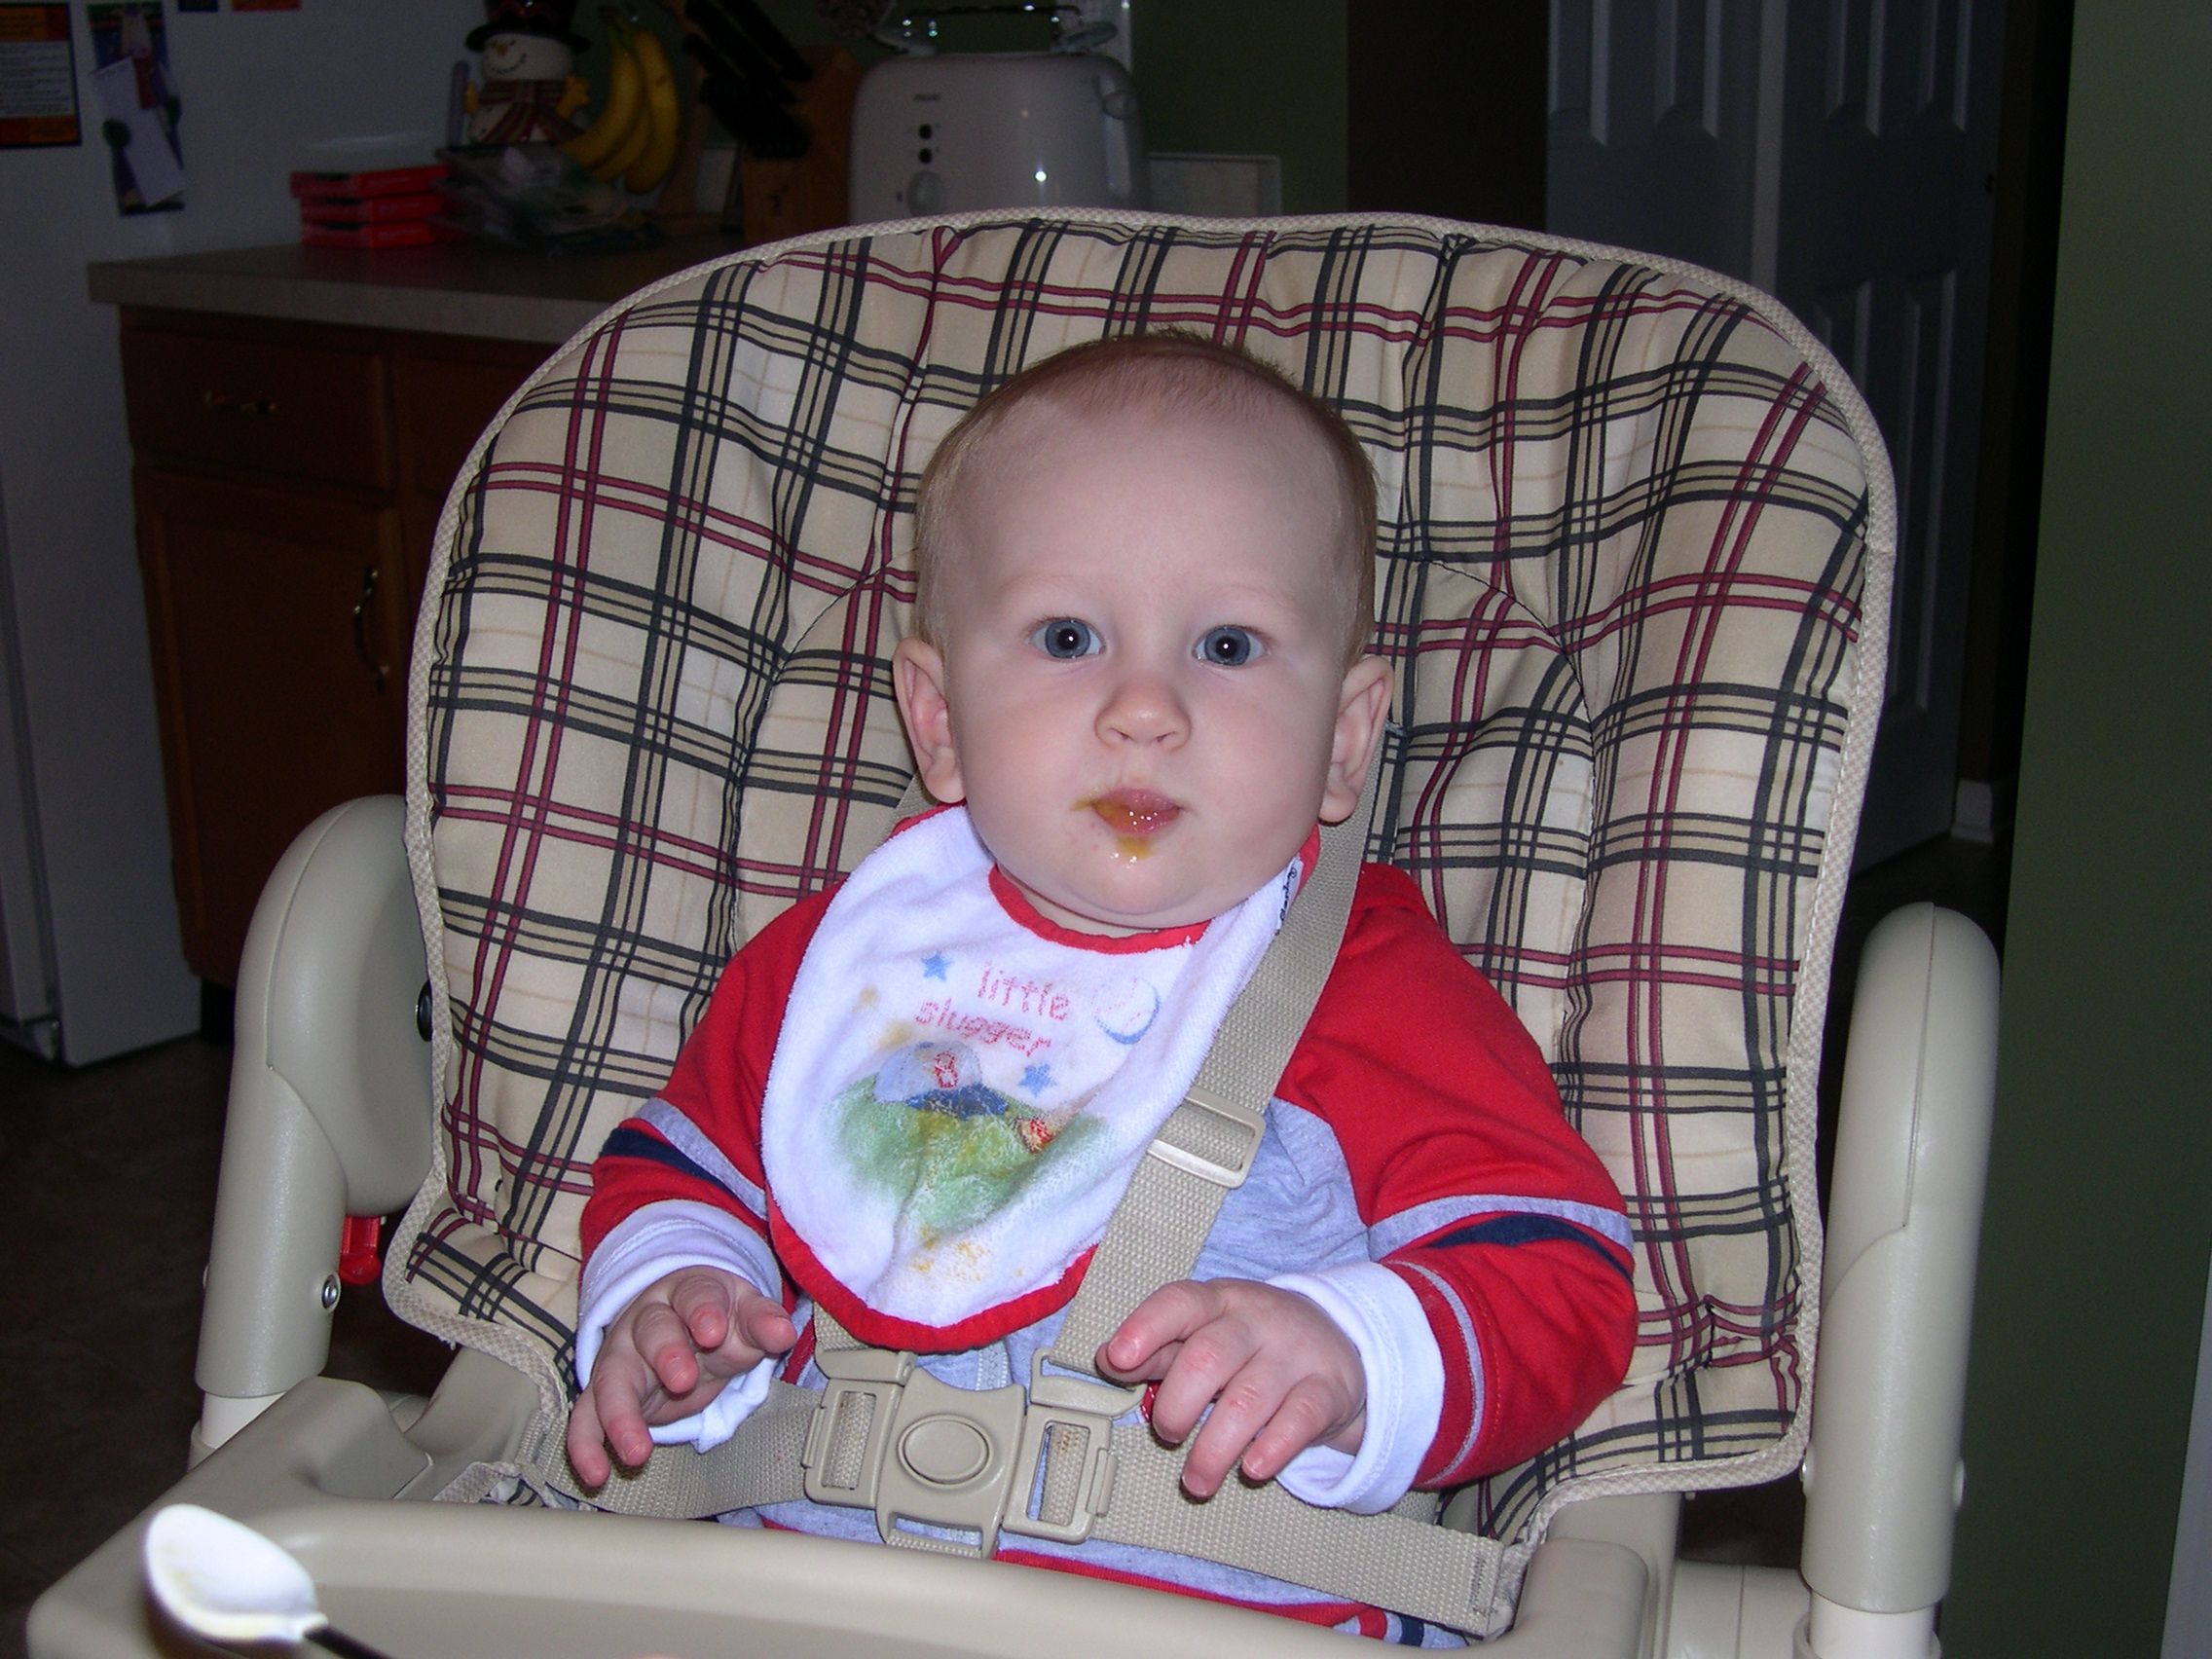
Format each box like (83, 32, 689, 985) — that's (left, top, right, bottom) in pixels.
(1275, 865, 1637, 1486)
(577, 888, 837, 1278)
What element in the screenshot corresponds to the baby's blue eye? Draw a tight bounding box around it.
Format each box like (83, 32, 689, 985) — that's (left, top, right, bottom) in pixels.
(1198, 626, 1257, 667)
(1034, 618, 1099, 659)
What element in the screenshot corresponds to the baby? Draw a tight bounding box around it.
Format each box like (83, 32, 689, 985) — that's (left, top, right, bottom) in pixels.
(568, 334, 1636, 1639)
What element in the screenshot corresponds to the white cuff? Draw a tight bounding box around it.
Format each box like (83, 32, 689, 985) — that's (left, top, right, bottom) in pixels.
(574, 1200, 785, 1453)
(1266, 1263, 1445, 1513)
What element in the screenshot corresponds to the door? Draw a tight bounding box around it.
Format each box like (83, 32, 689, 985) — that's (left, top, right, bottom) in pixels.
(1548, 0, 2006, 866)
(135, 467, 408, 983)
(1548, 0, 1782, 282)
(1780, 0, 2003, 865)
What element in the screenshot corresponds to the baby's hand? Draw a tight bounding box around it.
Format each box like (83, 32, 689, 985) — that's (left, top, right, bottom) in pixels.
(566, 1266, 797, 1487)
(1097, 1278, 1365, 1499)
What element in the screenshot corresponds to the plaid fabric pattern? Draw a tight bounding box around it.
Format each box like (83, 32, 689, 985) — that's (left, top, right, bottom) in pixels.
(389, 213, 1890, 1544)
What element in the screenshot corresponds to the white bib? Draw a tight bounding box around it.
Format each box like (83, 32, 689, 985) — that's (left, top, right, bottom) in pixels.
(760, 807, 1297, 1332)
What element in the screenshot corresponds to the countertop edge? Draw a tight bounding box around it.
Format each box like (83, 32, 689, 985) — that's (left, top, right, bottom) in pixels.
(85, 261, 599, 346)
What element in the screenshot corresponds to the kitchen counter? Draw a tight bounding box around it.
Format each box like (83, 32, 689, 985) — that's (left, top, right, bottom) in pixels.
(87, 234, 756, 345)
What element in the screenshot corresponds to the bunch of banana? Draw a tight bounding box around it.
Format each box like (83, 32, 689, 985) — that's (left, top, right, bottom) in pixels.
(563, 8, 682, 195)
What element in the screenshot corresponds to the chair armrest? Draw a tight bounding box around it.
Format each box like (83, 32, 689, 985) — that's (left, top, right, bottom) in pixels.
(1483, 1538, 1648, 1655)
(1801, 903, 1999, 1656)
(195, 796, 432, 1448)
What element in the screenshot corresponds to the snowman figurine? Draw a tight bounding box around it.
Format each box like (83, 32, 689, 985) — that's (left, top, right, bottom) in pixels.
(464, 0, 591, 144)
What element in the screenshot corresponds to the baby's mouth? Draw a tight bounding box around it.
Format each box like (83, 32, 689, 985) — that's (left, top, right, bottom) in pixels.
(1085, 790, 1180, 838)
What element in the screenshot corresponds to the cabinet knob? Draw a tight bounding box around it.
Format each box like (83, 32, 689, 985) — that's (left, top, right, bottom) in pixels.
(202, 390, 276, 418)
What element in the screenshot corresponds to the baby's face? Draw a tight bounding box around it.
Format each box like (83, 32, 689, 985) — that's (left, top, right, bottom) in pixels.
(894, 402, 1390, 934)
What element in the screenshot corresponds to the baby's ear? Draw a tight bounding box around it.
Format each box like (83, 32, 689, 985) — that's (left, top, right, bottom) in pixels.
(1320, 655, 1393, 824)
(892, 637, 966, 804)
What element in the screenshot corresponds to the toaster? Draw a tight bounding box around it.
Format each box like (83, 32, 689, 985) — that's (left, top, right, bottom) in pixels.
(848, 51, 1147, 222)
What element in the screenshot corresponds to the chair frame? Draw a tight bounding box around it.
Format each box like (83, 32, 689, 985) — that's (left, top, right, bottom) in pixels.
(31, 213, 1999, 1659)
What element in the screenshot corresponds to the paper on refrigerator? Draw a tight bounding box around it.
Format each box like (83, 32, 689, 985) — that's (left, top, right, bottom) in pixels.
(90, 55, 181, 203)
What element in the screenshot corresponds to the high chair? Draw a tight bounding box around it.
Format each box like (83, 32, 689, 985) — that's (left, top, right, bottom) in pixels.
(31, 211, 1998, 1659)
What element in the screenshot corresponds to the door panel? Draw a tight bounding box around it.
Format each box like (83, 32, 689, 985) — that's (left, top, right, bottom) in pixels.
(1549, 0, 1772, 279)
(135, 467, 406, 982)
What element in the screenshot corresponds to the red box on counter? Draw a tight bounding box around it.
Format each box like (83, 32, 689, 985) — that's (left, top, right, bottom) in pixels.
(298, 219, 464, 250)
(296, 192, 448, 224)
(288, 164, 450, 201)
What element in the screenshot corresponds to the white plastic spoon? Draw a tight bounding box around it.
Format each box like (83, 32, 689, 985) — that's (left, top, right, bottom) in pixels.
(142, 1503, 398, 1659)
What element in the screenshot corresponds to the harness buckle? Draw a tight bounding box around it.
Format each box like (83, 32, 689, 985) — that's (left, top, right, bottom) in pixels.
(799, 1346, 1139, 1558)
(800, 1345, 909, 1509)
(1145, 1088, 1267, 1188)
(1002, 1358, 1140, 1547)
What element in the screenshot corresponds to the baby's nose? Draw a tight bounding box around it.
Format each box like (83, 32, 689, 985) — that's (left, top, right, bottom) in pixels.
(1098, 673, 1188, 744)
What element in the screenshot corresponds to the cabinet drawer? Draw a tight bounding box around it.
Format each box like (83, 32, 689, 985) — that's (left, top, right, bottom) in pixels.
(121, 327, 392, 490)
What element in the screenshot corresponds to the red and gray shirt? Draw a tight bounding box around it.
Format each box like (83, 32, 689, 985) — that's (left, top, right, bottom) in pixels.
(579, 850, 1635, 1638)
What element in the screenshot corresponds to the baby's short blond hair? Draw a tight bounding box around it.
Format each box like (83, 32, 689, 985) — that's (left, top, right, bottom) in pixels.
(912, 333, 1378, 662)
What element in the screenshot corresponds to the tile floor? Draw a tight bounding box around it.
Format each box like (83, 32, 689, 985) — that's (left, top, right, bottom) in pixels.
(0, 830, 2011, 1657)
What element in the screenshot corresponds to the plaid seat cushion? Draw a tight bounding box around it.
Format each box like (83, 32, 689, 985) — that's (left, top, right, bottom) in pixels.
(389, 213, 1892, 1543)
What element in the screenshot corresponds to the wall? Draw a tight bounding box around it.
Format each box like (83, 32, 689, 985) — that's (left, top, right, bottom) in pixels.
(0, 0, 475, 1060)
(1942, 7, 2212, 1654)
(1347, 0, 1542, 228)
(1129, 0, 1346, 214)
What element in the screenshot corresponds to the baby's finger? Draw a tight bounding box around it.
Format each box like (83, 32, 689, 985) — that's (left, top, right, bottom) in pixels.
(733, 1295, 798, 1359)
(1147, 1317, 1260, 1450)
(1100, 1280, 1218, 1381)
(587, 1356, 659, 1472)
(632, 1300, 706, 1399)
(1234, 1378, 1346, 1484)
(565, 1389, 611, 1487)
(668, 1271, 735, 1353)
(1178, 1365, 1289, 1498)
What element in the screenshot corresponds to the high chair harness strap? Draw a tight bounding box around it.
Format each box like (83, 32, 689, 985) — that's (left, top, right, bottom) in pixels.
(527, 750, 1530, 1638)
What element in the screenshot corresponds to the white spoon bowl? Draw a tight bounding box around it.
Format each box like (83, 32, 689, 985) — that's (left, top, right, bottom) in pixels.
(142, 1504, 398, 1659)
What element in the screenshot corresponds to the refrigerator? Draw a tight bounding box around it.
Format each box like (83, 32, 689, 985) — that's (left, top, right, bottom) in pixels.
(0, 0, 476, 1064)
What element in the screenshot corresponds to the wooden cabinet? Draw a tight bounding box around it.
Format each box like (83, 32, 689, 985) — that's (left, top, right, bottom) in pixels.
(121, 308, 548, 984)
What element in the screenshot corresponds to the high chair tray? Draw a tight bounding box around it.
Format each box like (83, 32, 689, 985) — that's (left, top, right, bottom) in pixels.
(30, 1367, 1647, 1659)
